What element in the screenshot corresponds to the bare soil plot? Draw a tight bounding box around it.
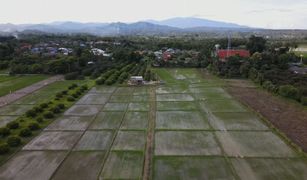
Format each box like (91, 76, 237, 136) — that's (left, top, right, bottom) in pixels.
(0, 104, 33, 115)
(64, 105, 102, 116)
(112, 131, 146, 151)
(103, 103, 128, 111)
(89, 111, 125, 130)
(121, 111, 148, 130)
(23, 131, 83, 150)
(155, 131, 222, 156)
(231, 158, 307, 180)
(45, 116, 94, 131)
(157, 101, 198, 111)
(128, 102, 149, 111)
(89, 86, 116, 94)
(0, 151, 67, 180)
(156, 94, 194, 101)
(227, 85, 307, 152)
(154, 157, 236, 180)
(74, 130, 114, 151)
(200, 99, 247, 112)
(52, 152, 106, 180)
(109, 95, 131, 102)
(156, 111, 210, 130)
(210, 112, 268, 131)
(76, 94, 110, 105)
(0, 116, 17, 127)
(100, 151, 144, 179)
(114, 87, 135, 95)
(216, 131, 297, 157)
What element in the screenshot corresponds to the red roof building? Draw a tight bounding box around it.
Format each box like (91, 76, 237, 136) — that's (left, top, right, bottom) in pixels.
(217, 49, 250, 61)
(163, 52, 172, 61)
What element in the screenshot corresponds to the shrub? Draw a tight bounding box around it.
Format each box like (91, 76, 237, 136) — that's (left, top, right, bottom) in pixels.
(36, 117, 44, 123)
(262, 81, 278, 93)
(0, 127, 10, 137)
(43, 111, 54, 119)
(39, 103, 49, 109)
(51, 107, 61, 114)
(6, 121, 19, 129)
(26, 109, 37, 118)
(28, 122, 40, 131)
(301, 96, 307, 106)
(57, 103, 65, 109)
(7, 136, 21, 147)
(68, 83, 78, 90)
(61, 90, 68, 95)
(33, 106, 43, 113)
(0, 143, 9, 154)
(67, 96, 75, 102)
(278, 85, 300, 100)
(96, 77, 106, 85)
(19, 128, 32, 137)
(65, 72, 79, 80)
(56, 92, 63, 98)
(81, 85, 88, 90)
(72, 93, 79, 98)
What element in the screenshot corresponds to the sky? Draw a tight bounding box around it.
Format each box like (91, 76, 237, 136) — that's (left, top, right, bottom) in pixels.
(1, 0, 307, 29)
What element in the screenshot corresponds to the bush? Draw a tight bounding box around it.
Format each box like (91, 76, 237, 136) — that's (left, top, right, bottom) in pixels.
(28, 122, 40, 131)
(26, 109, 37, 118)
(81, 85, 88, 90)
(278, 85, 300, 100)
(51, 107, 61, 114)
(65, 72, 79, 80)
(72, 93, 79, 98)
(57, 103, 65, 109)
(301, 96, 307, 106)
(56, 92, 63, 98)
(96, 77, 106, 85)
(6, 121, 19, 129)
(0, 143, 9, 154)
(67, 96, 75, 102)
(39, 103, 49, 109)
(33, 106, 43, 113)
(0, 127, 10, 137)
(61, 90, 68, 95)
(43, 111, 54, 119)
(36, 117, 44, 123)
(7, 136, 21, 147)
(68, 83, 78, 90)
(262, 81, 278, 93)
(19, 128, 32, 137)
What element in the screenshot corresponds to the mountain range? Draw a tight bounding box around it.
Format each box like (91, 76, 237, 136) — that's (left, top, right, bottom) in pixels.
(0, 17, 253, 36)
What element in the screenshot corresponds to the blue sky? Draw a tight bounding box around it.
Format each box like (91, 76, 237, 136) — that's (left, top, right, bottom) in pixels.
(1, 0, 307, 29)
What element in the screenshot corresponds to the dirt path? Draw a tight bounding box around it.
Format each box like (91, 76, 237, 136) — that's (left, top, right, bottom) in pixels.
(0, 75, 63, 107)
(226, 79, 307, 152)
(143, 86, 156, 180)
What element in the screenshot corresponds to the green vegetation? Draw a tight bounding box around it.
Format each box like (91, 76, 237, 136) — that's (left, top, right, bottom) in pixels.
(0, 75, 48, 96)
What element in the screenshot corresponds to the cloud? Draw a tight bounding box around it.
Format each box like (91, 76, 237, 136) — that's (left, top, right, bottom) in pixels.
(247, 8, 293, 14)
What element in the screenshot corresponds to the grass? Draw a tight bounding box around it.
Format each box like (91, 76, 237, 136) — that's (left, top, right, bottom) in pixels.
(0, 75, 49, 97)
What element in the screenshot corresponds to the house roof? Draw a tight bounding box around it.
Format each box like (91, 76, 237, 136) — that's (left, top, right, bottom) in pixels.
(217, 49, 250, 59)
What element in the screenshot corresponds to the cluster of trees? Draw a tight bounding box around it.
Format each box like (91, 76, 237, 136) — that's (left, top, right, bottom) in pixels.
(209, 36, 307, 105)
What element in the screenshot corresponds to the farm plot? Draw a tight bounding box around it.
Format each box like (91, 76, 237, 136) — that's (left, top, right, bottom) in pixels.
(112, 131, 146, 151)
(89, 111, 125, 130)
(46, 116, 94, 131)
(52, 152, 106, 180)
(121, 111, 148, 130)
(64, 105, 102, 116)
(155, 131, 222, 156)
(74, 130, 114, 151)
(157, 101, 198, 111)
(156, 94, 194, 101)
(100, 151, 144, 179)
(156, 111, 210, 130)
(154, 157, 236, 180)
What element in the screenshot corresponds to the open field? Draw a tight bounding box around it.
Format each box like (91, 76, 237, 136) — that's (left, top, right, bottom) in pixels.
(0, 68, 306, 179)
(0, 75, 48, 97)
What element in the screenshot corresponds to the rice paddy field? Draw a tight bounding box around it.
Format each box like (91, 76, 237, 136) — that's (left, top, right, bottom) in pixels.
(0, 68, 306, 180)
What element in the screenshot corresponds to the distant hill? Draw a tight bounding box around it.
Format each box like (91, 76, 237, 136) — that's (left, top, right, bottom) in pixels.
(146, 17, 248, 29)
